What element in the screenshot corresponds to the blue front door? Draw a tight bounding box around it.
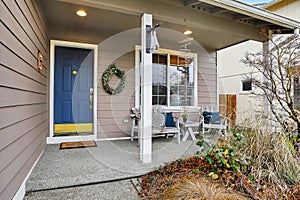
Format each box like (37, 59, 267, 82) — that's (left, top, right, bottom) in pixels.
(54, 46, 94, 135)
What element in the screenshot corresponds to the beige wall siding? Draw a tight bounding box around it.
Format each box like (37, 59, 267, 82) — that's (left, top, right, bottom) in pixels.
(198, 50, 217, 106)
(266, 0, 300, 22)
(0, 0, 48, 199)
(97, 51, 135, 138)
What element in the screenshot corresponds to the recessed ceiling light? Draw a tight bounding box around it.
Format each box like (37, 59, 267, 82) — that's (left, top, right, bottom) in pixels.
(183, 28, 192, 35)
(76, 9, 87, 17)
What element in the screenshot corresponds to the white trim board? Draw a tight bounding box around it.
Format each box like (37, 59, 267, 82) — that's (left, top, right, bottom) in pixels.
(48, 40, 98, 144)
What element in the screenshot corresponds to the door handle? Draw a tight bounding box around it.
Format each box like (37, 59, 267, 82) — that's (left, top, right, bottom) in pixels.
(89, 95, 93, 109)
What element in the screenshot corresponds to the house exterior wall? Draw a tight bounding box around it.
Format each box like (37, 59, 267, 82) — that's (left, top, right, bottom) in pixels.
(266, 0, 300, 22)
(218, 40, 263, 123)
(97, 51, 135, 139)
(0, 0, 49, 199)
(51, 27, 218, 138)
(96, 49, 217, 139)
(198, 50, 218, 106)
(218, 1, 300, 125)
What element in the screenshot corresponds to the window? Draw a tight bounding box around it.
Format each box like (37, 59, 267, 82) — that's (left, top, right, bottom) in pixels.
(152, 54, 167, 105)
(241, 79, 252, 93)
(294, 77, 300, 110)
(152, 53, 197, 107)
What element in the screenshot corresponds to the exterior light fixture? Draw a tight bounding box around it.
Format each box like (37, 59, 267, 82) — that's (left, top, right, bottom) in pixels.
(183, 19, 192, 35)
(76, 9, 87, 17)
(183, 28, 192, 35)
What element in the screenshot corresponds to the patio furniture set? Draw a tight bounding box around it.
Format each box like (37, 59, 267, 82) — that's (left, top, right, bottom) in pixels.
(130, 106, 228, 144)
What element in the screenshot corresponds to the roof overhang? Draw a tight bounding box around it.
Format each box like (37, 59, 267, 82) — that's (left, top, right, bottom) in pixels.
(196, 0, 300, 29)
(261, 0, 283, 9)
(39, 0, 300, 50)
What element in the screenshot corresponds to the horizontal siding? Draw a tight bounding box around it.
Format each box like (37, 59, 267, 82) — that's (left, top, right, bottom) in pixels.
(0, 0, 48, 199)
(97, 51, 135, 138)
(0, 112, 47, 150)
(198, 50, 217, 105)
(0, 87, 46, 108)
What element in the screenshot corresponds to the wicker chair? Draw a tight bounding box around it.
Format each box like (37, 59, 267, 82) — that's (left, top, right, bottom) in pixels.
(130, 107, 180, 143)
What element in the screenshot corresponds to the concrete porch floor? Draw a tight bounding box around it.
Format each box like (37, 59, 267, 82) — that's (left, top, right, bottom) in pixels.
(25, 137, 199, 199)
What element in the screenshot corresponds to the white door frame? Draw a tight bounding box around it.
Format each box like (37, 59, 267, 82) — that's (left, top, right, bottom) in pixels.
(47, 40, 98, 144)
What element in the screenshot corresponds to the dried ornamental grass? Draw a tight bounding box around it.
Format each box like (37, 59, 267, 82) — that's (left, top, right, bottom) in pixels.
(161, 177, 250, 200)
(232, 114, 300, 192)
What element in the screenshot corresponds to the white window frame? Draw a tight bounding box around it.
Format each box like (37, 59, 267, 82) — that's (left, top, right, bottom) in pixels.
(240, 78, 253, 94)
(135, 46, 197, 108)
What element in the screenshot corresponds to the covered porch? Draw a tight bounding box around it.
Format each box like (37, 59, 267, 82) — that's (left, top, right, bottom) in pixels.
(3, 0, 300, 199)
(38, 0, 299, 163)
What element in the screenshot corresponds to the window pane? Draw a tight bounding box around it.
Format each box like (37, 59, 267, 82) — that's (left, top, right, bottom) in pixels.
(158, 96, 167, 105)
(242, 80, 252, 91)
(170, 94, 179, 106)
(152, 85, 159, 95)
(152, 54, 167, 105)
(152, 53, 195, 107)
(187, 87, 194, 96)
(152, 96, 158, 105)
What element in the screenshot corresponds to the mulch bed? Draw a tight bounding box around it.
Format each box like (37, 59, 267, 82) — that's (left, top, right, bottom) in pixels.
(137, 156, 300, 200)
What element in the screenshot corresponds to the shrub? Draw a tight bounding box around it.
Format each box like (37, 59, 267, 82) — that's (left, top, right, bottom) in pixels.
(196, 132, 249, 179)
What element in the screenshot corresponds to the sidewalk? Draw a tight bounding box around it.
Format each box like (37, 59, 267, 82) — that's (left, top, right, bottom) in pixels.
(25, 138, 199, 199)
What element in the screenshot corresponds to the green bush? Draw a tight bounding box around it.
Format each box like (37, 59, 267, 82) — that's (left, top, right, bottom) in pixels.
(196, 132, 248, 179)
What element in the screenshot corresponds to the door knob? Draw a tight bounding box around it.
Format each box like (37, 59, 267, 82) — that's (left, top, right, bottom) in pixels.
(90, 88, 94, 94)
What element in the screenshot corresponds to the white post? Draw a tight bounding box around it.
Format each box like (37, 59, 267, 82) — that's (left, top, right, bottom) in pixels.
(140, 13, 152, 163)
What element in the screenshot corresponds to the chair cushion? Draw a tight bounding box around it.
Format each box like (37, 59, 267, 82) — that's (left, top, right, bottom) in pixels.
(165, 112, 176, 127)
(203, 111, 221, 124)
(210, 112, 221, 124)
(152, 112, 165, 127)
(203, 111, 212, 124)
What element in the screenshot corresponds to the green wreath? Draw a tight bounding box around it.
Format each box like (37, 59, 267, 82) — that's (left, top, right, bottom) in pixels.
(102, 64, 126, 95)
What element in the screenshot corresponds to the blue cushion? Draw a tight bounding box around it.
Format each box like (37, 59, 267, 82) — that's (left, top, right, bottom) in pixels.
(165, 112, 176, 127)
(203, 111, 212, 124)
(203, 111, 221, 124)
(210, 112, 221, 124)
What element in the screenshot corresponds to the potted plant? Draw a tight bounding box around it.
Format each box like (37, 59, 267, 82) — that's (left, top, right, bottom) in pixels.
(182, 113, 189, 122)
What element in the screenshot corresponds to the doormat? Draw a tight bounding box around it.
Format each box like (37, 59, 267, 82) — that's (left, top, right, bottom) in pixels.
(60, 141, 97, 149)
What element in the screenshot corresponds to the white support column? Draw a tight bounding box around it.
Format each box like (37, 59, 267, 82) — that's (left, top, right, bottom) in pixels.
(295, 28, 300, 35)
(140, 13, 152, 163)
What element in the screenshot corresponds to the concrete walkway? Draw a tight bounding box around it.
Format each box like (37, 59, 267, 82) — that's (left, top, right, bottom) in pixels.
(25, 138, 199, 199)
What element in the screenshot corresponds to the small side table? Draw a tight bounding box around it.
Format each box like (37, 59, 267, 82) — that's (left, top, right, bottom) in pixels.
(180, 121, 199, 141)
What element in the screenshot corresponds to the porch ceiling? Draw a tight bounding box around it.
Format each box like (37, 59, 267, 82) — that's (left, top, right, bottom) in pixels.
(38, 0, 298, 50)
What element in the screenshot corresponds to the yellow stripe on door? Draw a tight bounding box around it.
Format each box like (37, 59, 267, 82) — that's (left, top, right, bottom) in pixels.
(54, 123, 93, 133)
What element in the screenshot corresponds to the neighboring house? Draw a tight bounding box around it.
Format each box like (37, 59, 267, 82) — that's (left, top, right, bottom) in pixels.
(218, 0, 300, 125)
(218, 40, 264, 123)
(1, 0, 299, 199)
